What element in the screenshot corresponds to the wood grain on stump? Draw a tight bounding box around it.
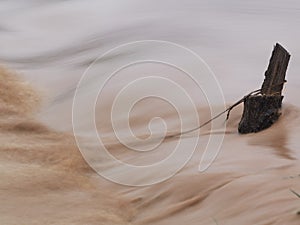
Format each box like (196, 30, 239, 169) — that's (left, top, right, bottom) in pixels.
(238, 43, 290, 134)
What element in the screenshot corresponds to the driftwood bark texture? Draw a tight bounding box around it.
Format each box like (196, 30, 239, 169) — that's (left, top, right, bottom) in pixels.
(238, 43, 290, 134)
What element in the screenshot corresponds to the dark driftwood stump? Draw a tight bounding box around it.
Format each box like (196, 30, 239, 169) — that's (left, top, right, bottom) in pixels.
(238, 43, 290, 134)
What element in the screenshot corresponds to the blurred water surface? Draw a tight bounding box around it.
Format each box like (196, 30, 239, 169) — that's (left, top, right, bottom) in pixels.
(1, 2, 300, 225)
(1, 1, 300, 126)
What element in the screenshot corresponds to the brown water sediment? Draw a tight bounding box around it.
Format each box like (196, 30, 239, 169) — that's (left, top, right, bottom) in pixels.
(0, 67, 134, 225)
(1, 66, 300, 225)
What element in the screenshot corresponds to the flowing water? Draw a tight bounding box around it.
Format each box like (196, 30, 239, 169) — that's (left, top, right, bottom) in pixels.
(0, 1, 300, 224)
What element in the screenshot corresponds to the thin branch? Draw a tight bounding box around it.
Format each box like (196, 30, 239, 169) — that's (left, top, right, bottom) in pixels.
(291, 189, 300, 198)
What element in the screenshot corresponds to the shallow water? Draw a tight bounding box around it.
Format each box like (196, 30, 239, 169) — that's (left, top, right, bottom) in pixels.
(0, 1, 300, 224)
